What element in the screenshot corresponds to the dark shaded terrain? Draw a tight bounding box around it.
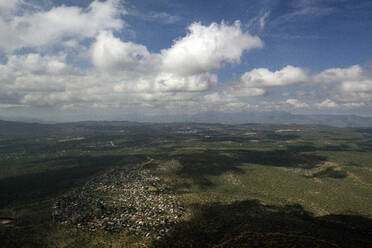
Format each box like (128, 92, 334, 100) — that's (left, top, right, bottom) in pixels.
(0, 154, 147, 208)
(152, 200, 372, 248)
(169, 149, 326, 189)
(307, 167, 348, 179)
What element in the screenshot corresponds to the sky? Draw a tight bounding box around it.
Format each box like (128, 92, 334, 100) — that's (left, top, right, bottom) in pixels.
(0, 0, 372, 122)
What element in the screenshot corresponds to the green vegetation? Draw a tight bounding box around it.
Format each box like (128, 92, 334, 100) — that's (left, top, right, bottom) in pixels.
(0, 121, 371, 247)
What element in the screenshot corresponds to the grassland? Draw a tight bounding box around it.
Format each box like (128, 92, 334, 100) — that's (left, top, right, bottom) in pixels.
(0, 121, 371, 247)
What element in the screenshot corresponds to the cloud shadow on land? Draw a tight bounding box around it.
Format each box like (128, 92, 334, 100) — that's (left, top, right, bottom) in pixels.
(0, 154, 147, 208)
(286, 144, 353, 152)
(356, 140, 372, 152)
(306, 167, 348, 179)
(167, 148, 326, 189)
(151, 200, 372, 248)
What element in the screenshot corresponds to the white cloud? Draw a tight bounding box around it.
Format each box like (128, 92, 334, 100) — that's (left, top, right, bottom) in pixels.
(232, 87, 267, 97)
(316, 99, 338, 108)
(313, 65, 372, 105)
(161, 21, 262, 75)
(7, 53, 69, 75)
(0, 53, 73, 107)
(286, 98, 309, 108)
(223, 85, 267, 97)
(339, 80, 372, 93)
(290, 0, 336, 17)
(92, 31, 151, 72)
(314, 98, 367, 110)
(0, 0, 19, 9)
(202, 92, 252, 112)
(313, 65, 363, 83)
(0, 63, 15, 84)
(0, 0, 123, 52)
(149, 12, 180, 24)
(259, 11, 270, 30)
(126, 8, 180, 24)
(240, 65, 309, 88)
(113, 73, 217, 93)
(0, 0, 21, 15)
(204, 92, 223, 103)
(152, 72, 217, 92)
(343, 102, 366, 108)
(0, 103, 24, 109)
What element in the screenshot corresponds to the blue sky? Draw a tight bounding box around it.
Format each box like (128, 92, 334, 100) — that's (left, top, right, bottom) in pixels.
(126, 0, 372, 69)
(0, 0, 372, 121)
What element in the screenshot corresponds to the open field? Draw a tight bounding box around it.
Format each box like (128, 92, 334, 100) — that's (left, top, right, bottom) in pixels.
(0, 121, 372, 247)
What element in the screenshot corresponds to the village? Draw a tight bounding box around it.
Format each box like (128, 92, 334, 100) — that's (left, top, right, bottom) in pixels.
(52, 160, 184, 239)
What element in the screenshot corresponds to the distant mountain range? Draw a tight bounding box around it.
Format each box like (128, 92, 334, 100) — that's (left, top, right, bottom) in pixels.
(187, 111, 372, 127)
(126, 111, 372, 127)
(1, 111, 372, 128)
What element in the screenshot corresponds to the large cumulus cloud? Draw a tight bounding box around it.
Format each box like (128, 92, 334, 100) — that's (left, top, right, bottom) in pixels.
(0, 0, 123, 52)
(161, 21, 262, 75)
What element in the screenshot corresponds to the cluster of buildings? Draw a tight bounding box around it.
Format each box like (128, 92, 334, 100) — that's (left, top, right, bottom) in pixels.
(52, 165, 184, 239)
